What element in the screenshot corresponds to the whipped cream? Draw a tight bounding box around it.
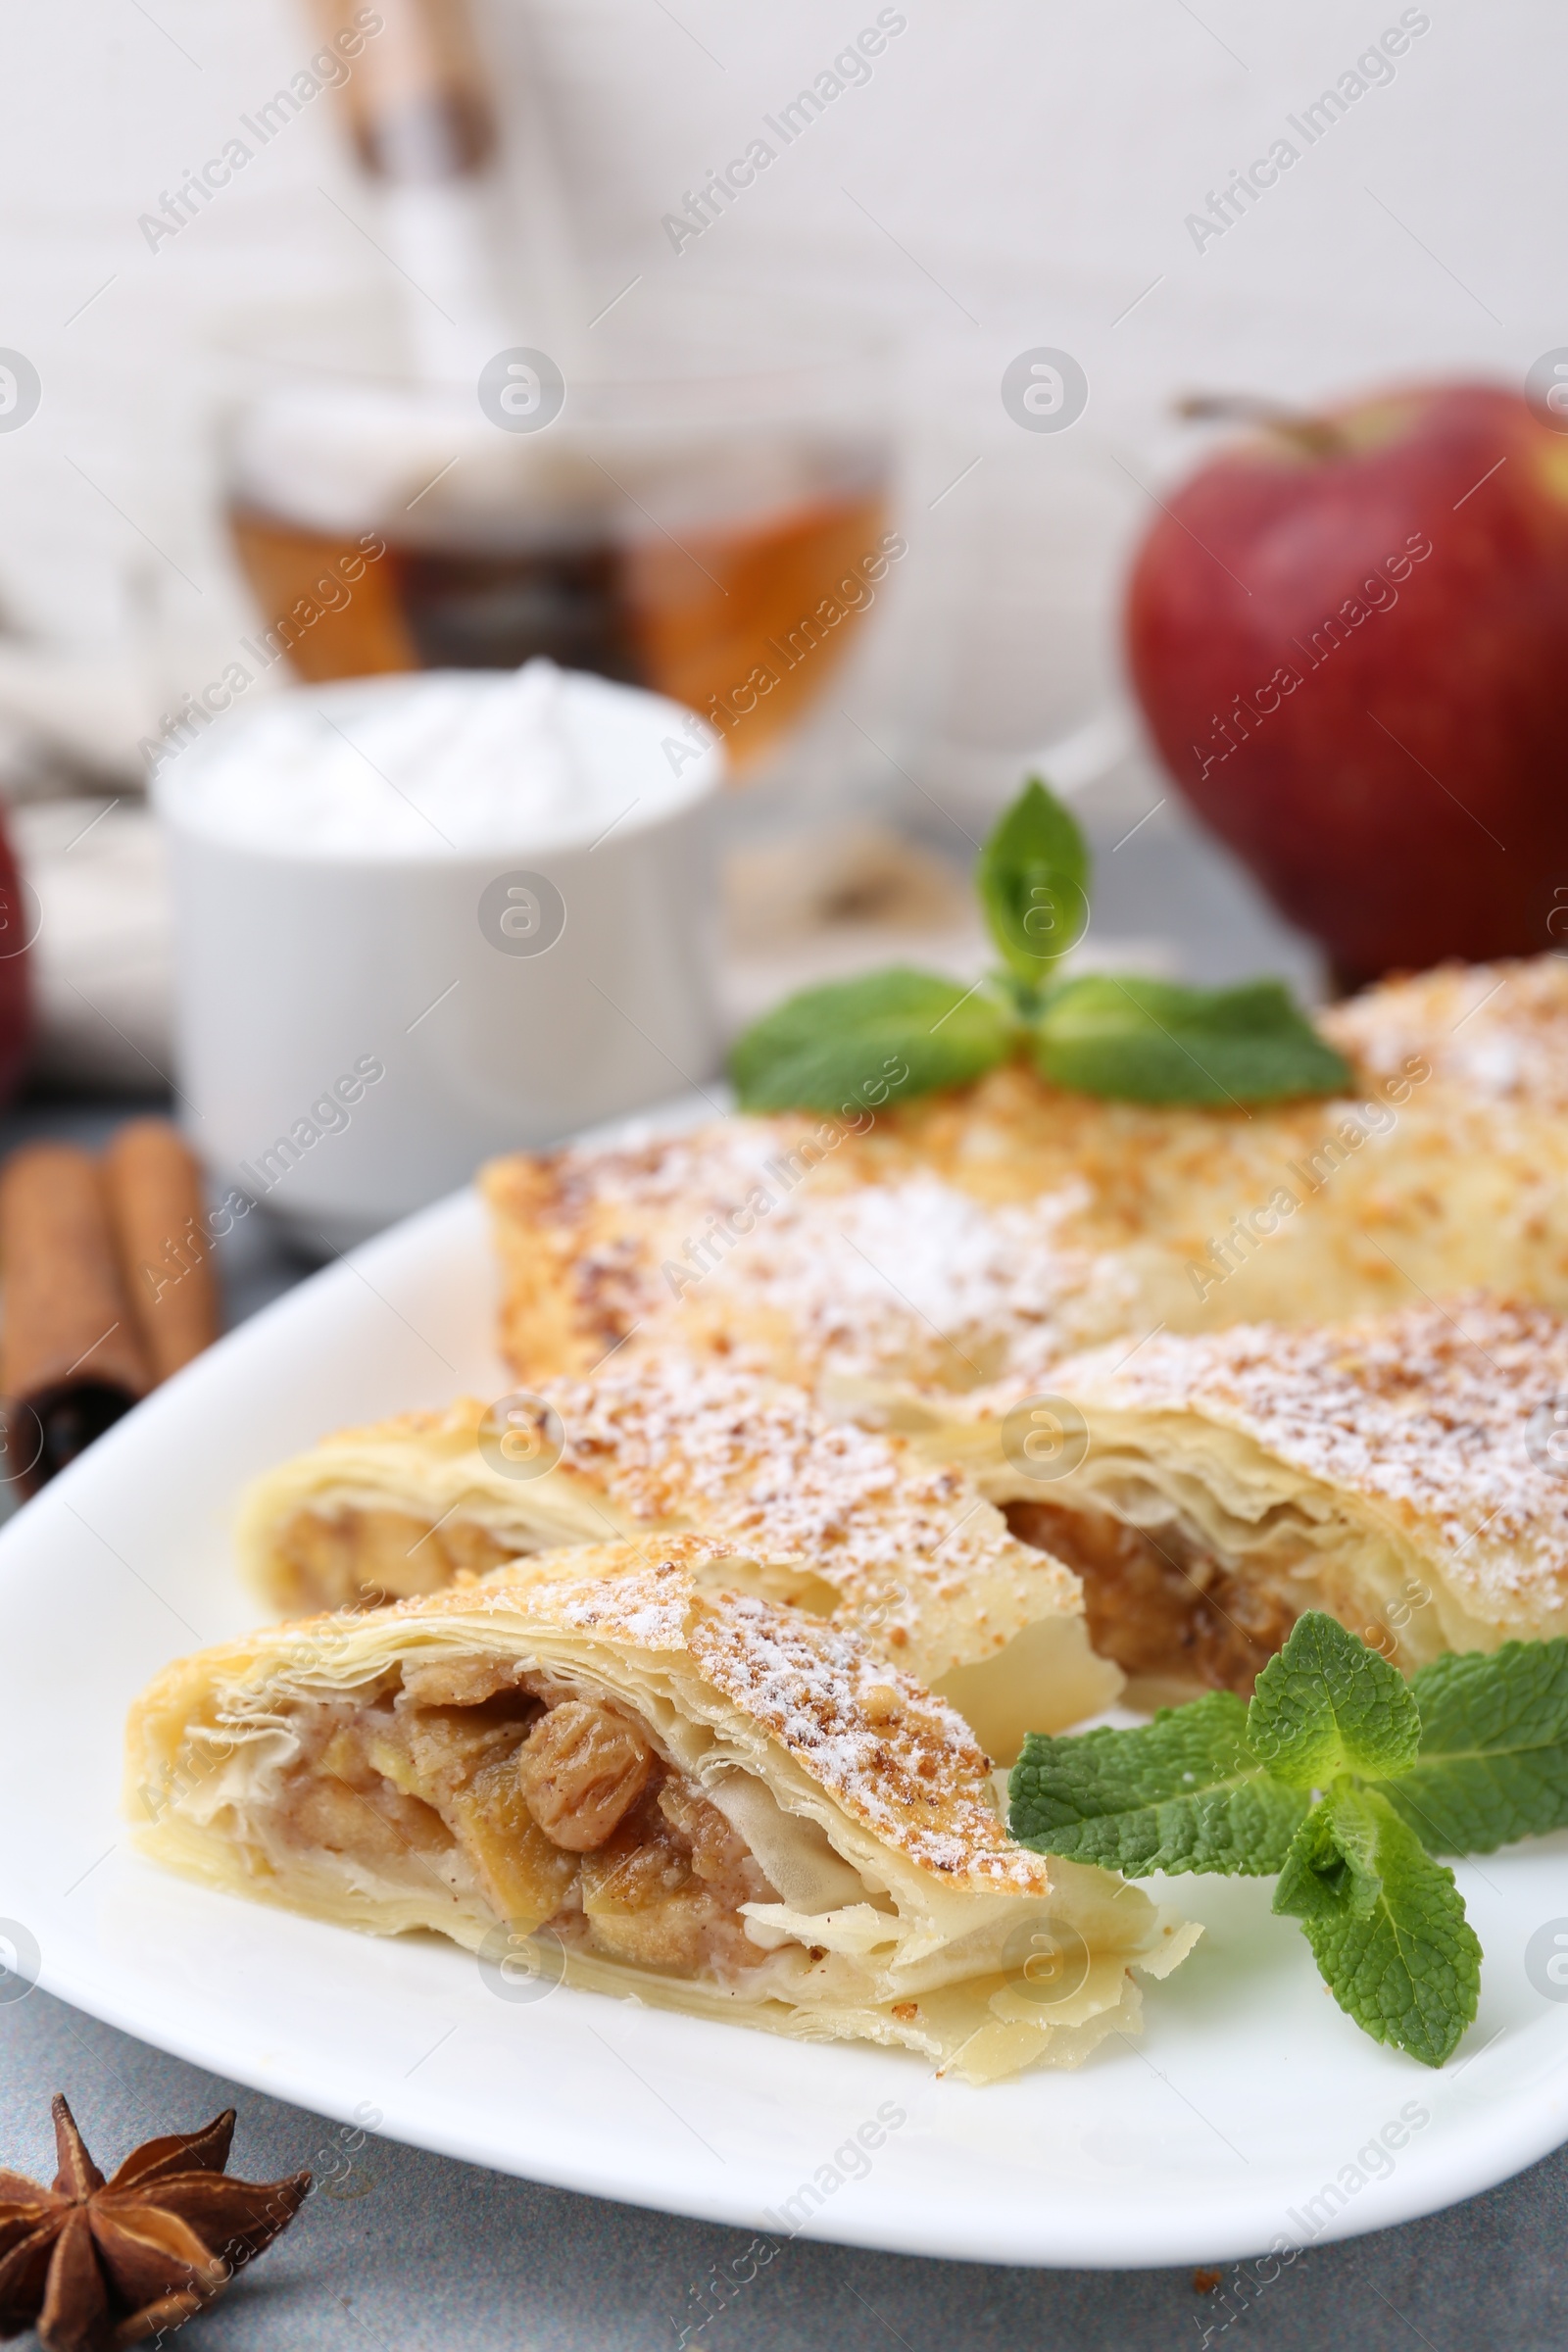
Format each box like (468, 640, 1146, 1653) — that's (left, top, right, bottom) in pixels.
(156, 660, 719, 860)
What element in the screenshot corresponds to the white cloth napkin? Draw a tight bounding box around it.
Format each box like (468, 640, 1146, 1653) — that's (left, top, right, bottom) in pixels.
(11, 798, 173, 1092)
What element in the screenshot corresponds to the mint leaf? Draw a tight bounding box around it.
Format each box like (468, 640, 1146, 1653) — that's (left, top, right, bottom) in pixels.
(1008, 1690, 1308, 1877)
(1273, 1786, 1481, 2067)
(728, 967, 1015, 1113)
(1033, 974, 1352, 1106)
(1249, 1611, 1421, 1788)
(976, 777, 1090, 984)
(729, 778, 1354, 1113)
(1381, 1640, 1568, 1855)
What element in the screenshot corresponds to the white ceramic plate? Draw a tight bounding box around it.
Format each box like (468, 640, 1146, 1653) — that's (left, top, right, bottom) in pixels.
(2, 1181, 1567, 2269)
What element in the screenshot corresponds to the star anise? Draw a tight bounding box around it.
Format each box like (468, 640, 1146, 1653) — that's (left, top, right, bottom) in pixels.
(0, 2095, 311, 2351)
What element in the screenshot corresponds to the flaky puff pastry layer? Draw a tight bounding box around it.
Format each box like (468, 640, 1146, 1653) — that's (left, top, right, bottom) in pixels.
(236, 1353, 1122, 1760)
(925, 1297, 1568, 1673)
(481, 957, 1568, 1426)
(126, 1543, 1197, 2083)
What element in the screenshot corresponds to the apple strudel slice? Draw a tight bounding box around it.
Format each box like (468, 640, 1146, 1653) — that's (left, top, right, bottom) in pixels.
(126, 1544, 1198, 2082)
(927, 1297, 1568, 1696)
(235, 1354, 1122, 1759)
(481, 956, 1568, 1423)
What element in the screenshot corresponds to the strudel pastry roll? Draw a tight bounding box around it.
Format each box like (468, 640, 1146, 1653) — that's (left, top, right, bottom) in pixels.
(235, 1355, 1122, 1757)
(481, 956, 1568, 1423)
(935, 1298, 1568, 1696)
(126, 1545, 1198, 2082)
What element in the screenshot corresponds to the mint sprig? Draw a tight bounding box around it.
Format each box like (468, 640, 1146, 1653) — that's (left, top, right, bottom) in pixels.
(976, 777, 1091, 984)
(725, 967, 1014, 1114)
(1273, 1786, 1481, 2068)
(1249, 1612, 1421, 1787)
(1389, 1642, 1568, 1855)
(1032, 973, 1353, 1107)
(1007, 1690, 1308, 1877)
(728, 777, 1353, 1114)
(1010, 1614, 1568, 2067)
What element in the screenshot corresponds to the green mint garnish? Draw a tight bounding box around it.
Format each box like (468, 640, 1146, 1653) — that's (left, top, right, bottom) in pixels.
(1008, 1613, 1568, 2068)
(1272, 1786, 1481, 2069)
(975, 775, 1091, 986)
(1009, 1690, 1308, 1877)
(1386, 1642, 1568, 1855)
(1031, 973, 1354, 1107)
(725, 967, 1014, 1116)
(1248, 1612, 1421, 1788)
(727, 776, 1352, 1113)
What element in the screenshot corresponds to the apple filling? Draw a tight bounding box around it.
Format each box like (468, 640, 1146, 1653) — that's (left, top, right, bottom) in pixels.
(269, 1505, 525, 1612)
(267, 1504, 854, 1627)
(269, 1656, 784, 1983)
(1004, 1498, 1298, 1694)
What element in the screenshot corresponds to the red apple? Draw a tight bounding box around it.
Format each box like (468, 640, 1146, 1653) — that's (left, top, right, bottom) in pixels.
(1124, 381, 1568, 983)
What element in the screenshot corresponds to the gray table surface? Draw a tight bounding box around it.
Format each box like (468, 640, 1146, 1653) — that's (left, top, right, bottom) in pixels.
(4, 800, 1565, 2348)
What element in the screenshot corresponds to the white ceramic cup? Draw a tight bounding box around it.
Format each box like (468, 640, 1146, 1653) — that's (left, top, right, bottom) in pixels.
(154, 671, 722, 1250)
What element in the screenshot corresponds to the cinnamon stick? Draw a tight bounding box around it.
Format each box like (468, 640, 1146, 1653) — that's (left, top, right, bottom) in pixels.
(104, 1118, 221, 1382)
(0, 1142, 152, 1491)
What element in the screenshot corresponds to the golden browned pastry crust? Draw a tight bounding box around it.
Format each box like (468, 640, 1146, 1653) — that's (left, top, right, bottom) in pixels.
(126, 1544, 1199, 2082)
(236, 1354, 1122, 1755)
(481, 958, 1568, 1424)
(947, 1296, 1568, 1677)
(1325, 954, 1568, 1110)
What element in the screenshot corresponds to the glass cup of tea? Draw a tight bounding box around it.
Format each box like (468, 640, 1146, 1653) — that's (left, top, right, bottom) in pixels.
(219, 307, 893, 781)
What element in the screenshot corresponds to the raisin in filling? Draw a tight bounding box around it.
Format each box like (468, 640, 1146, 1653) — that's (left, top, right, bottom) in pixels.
(271, 1662, 779, 1981)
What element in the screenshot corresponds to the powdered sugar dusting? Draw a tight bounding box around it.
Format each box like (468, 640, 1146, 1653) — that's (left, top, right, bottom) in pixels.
(545, 1352, 1078, 1661)
(488, 954, 1568, 1410)
(530, 1544, 705, 1651)
(1056, 1297, 1568, 1609)
(1325, 957, 1568, 1111)
(547, 1120, 1129, 1392)
(686, 1588, 1050, 1890)
(732, 1172, 1121, 1389)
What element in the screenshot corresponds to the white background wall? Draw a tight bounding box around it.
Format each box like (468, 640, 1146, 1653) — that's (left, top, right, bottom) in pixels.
(0, 0, 1560, 813)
